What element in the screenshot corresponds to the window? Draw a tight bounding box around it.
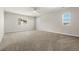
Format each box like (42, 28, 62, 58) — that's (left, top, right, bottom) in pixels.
(62, 12, 71, 25)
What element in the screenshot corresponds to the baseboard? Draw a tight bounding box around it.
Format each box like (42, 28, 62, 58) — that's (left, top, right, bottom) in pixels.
(4, 30, 35, 34)
(4, 30, 79, 37)
(53, 32, 79, 37)
(39, 30, 79, 37)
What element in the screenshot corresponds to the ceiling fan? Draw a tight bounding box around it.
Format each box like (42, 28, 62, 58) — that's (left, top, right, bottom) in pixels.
(31, 7, 40, 14)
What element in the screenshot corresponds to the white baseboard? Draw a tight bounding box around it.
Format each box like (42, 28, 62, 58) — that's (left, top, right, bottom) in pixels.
(39, 30, 79, 37)
(53, 32, 79, 37)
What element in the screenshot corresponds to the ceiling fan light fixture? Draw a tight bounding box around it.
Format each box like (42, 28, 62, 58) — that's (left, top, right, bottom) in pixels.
(31, 7, 40, 14)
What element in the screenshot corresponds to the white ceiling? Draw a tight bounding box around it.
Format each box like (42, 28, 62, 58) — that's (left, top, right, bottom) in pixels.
(4, 7, 63, 17)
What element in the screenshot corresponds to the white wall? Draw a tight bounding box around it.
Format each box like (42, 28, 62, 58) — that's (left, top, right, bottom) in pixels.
(4, 12, 35, 33)
(36, 8, 79, 37)
(0, 8, 4, 42)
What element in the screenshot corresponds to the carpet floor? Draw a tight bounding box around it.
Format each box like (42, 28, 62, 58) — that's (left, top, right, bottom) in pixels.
(0, 31, 79, 51)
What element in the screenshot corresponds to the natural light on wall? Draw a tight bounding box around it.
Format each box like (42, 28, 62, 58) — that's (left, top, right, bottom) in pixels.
(62, 12, 71, 25)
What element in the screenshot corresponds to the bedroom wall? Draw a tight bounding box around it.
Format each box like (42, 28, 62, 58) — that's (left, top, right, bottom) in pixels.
(0, 8, 4, 42)
(36, 8, 79, 37)
(4, 12, 35, 33)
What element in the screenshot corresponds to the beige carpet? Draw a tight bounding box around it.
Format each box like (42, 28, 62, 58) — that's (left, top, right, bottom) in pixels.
(0, 31, 79, 51)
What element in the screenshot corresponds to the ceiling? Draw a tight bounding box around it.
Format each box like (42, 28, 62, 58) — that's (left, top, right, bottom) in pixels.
(4, 7, 63, 17)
